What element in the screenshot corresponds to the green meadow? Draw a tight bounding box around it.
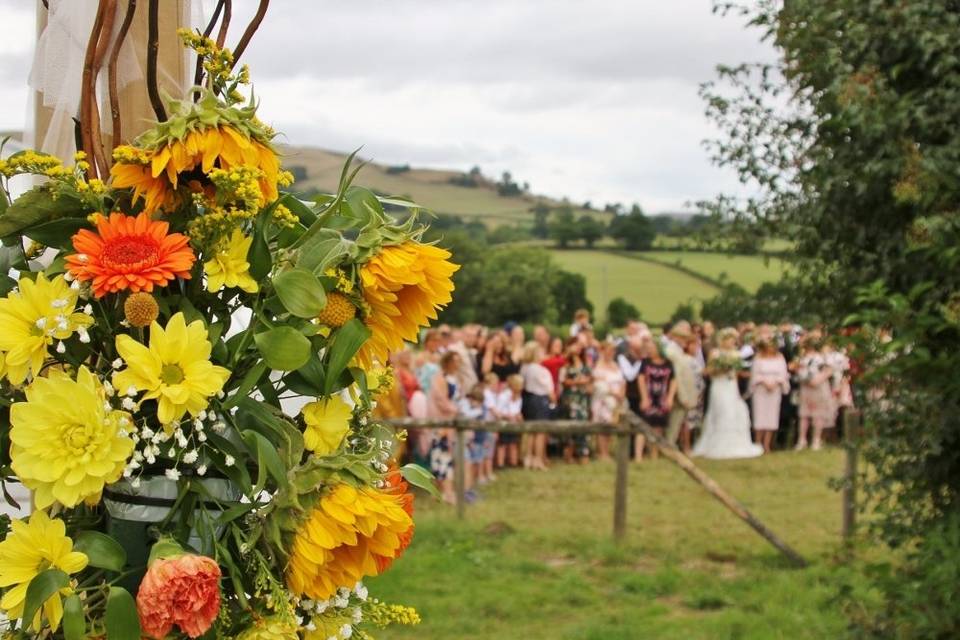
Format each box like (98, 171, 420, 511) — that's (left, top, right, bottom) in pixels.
(372, 449, 877, 639)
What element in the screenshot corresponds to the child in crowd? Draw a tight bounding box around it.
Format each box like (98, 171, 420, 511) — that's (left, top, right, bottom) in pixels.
(458, 385, 486, 501)
(495, 374, 524, 468)
(480, 372, 501, 481)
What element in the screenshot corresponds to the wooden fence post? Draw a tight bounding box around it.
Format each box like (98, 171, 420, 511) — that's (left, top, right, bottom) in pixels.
(454, 423, 466, 520)
(842, 410, 861, 544)
(613, 428, 630, 542)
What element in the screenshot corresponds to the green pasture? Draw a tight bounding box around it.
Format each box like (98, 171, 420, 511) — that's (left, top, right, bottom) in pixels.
(637, 251, 789, 292)
(549, 250, 719, 323)
(373, 449, 877, 639)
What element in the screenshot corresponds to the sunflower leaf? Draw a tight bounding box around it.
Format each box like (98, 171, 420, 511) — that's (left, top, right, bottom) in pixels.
(22, 569, 70, 631)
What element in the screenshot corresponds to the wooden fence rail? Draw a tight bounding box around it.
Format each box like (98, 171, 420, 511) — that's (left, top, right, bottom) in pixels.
(385, 412, 808, 568)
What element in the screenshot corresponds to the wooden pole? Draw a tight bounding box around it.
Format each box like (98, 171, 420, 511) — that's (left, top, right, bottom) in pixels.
(613, 430, 630, 542)
(842, 410, 860, 544)
(453, 424, 466, 520)
(622, 413, 808, 568)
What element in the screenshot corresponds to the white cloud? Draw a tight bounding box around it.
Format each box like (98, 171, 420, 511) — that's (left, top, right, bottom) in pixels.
(0, 0, 775, 212)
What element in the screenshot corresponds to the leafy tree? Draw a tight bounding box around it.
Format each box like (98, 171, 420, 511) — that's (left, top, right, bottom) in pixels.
(669, 302, 696, 326)
(606, 297, 640, 328)
(551, 270, 592, 324)
(531, 202, 550, 239)
(705, 1, 960, 632)
(549, 206, 579, 248)
(609, 206, 655, 250)
(577, 215, 605, 248)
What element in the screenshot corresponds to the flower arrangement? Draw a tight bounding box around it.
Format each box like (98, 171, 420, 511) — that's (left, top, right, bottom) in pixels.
(0, 24, 454, 640)
(709, 351, 744, 377)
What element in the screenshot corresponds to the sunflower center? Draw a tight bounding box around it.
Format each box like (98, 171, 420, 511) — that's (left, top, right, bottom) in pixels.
(102, 237, 160, 268)
(160, 364, 185, 385)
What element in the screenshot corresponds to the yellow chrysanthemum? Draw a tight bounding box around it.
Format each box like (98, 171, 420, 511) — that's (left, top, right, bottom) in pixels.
(236, 615, 300, 640)
(286, 484, 414, 601)
(111, 125, 280, 214)
(358, 242, 458, 366)
(0, 274, 93, 384)
(113, 312, 230, 425)
(0, 511, 88, 632)
(10, 366, 134, 509)
(301, 397, 352, 455)
(204, 228, 259, 293)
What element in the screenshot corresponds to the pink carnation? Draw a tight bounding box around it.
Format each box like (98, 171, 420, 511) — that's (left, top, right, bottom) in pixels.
(136, 554, 222, 639)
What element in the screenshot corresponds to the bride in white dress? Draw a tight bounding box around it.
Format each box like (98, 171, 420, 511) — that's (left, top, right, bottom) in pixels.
(692, 329, 764, 459)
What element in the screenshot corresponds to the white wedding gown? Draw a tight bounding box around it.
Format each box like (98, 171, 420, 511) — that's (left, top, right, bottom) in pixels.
(692, 376, 764, 459)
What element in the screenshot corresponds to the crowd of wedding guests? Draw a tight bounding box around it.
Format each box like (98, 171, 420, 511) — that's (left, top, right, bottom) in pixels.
(376, 310, 856, 503)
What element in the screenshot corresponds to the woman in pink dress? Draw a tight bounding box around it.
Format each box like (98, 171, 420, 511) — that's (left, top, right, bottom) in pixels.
(749, 339, 790, 452)
(795, 336, 834, 451)
(590, 342, 626, 461)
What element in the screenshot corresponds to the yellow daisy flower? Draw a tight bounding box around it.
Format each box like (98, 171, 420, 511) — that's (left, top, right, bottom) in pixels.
(204, 228, 259, 293)
(10, 366, 134, 509)
(113, 312, 230, 425)
(285, 483, 413, 601)
(357, 242, 458, 366)
(236, 615, 300, 640)
(301, 397, 352, 455)
(0, 511, 88, 632)
(0, 274, 93, 384)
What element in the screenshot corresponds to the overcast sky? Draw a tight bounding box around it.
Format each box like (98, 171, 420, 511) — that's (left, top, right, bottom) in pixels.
(0, 0, 774, 213)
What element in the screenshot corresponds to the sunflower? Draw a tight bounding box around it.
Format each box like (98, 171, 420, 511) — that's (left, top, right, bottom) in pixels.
(203, 228, 259, 293)
(113, 312, 230, 425)
(0, 511, 88, 632)
(66, 212, 196, 298)
(0, 273, 93, 384)
(285, 484, 414, 601)
(375, 472, 415, 574)
(357, 241, 459, 366)
(10, 366, 134, 509)
(111, 126, 280, 215)
(300, 397, 352, 456)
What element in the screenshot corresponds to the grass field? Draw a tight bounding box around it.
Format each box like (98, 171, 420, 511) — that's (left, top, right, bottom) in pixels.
(548, 250, 719, 324)
(371, 449, 876, 639)
(636, 251, 788, 293)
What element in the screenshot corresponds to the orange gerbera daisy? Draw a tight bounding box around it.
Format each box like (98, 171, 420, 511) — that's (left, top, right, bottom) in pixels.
(357, 241, 459, 366)
(66, 213, 196, 298)
(111, 126, 280, 214)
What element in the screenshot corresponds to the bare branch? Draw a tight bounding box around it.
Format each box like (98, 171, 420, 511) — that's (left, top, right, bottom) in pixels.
(232, 0, 268, 66)
(108, 0, 138, 145)
(146, 0, 167, 121)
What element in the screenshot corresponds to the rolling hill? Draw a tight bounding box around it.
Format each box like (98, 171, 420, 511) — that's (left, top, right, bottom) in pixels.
(279, 145, 607, 227)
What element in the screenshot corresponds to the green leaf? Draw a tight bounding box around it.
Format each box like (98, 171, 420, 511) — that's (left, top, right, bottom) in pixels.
(343, 186, 384, 224)
(255, 326, 312, 371)
(22, 569, 70, 630)
(297, 230, 351, 273)
(401, 463, 441, 498)
(23, 217, 89, 248)
(248, 224, 272, 280)
(222, 360, 268, 409)
(73, 530, 127, 572)
(0, 186, 85, 239)
(273, 268, 327, 318)
(242, 429, 287, 493)
(62, 594, 85, 640)
(322, 319, 371, 394)
(105, 586, 141, 639)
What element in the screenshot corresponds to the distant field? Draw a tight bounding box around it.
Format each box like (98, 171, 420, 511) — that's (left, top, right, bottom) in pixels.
(549, 250, 719, 324)
(280, 145, 607, 226)
(637, 251, 788, 292)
